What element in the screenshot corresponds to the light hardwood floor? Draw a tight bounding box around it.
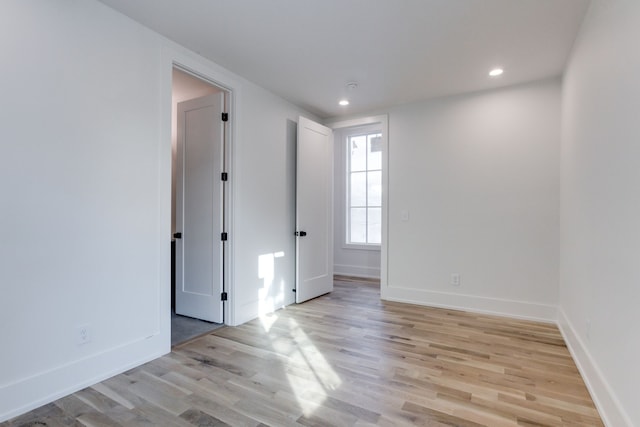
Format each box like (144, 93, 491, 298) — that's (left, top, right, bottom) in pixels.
(3, 278, 603, 426)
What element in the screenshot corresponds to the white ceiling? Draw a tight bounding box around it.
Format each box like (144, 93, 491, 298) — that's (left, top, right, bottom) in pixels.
(98, 0, 590, 119)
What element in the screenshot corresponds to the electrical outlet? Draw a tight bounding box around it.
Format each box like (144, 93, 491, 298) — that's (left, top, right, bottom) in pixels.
(450, 273, 461, 286)
(77, 324, 91, 345)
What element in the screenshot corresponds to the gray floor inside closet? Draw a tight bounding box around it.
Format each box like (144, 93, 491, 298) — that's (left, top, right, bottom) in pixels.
(171, 312, 223, 346)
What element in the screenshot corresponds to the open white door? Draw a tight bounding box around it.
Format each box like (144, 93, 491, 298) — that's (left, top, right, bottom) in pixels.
(296, 116, 333, 303)
(175, 93, 225, 323)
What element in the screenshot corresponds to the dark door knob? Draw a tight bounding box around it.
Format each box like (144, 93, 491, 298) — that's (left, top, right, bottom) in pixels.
(295, 231, 307, 237)
(173, 232, 182, 239)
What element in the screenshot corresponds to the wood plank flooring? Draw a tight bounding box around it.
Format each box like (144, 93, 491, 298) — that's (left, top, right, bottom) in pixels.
(2, 278, 603, 426)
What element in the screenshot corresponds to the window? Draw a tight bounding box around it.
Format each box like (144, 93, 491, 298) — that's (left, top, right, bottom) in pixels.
(346, 131, 382, 245)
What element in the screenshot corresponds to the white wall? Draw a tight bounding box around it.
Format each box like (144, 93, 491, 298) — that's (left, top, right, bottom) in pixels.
(0, 0, 315, 421)
(231, 83, 317, 325)
(559, 2, 640, 426)
(0, 1, 169, 420)
(383, 78, 561, 321)
(333, 126, 381, 279)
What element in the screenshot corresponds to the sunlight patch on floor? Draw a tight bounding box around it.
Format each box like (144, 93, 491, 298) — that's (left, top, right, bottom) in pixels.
(258, 251, 341, 416)
(259, 312, 279, 332)
(281, 316, 342, 416)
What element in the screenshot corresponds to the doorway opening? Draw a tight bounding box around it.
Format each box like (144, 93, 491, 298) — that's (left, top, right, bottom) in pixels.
(330, 116, 388, 291)
(171, 66, 229, 345)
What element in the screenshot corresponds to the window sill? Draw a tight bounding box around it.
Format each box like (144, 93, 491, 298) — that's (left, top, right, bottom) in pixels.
(342, 243, 381, 252)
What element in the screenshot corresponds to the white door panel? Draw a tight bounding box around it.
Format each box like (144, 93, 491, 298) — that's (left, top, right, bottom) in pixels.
(175, 93, 224, 323)
(296, 116, 333, 303)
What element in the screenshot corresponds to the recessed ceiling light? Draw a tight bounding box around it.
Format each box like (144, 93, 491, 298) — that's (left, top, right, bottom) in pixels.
(339, 99, 349, 106)
(489, 68, 504, 77)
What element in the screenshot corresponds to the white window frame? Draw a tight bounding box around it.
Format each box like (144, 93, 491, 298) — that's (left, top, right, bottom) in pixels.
(344, 125, 382, 249)
(328, 114, 388, 296)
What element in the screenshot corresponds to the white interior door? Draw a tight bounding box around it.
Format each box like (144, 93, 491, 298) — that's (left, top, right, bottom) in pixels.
(175, 93, 225, 323)
(296, 116, 333, 303)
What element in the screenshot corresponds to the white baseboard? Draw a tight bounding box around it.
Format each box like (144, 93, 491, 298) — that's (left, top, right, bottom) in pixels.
(334, 263, 380, 279)
(0, 335, 168, 423)
(381, 285, 557, 323)
(557, 309, 633, 427)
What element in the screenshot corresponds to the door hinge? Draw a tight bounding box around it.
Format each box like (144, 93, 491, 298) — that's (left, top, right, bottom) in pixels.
(221, 292, 228, 301)
(221, 232, 228, 241)
(221, 112, 229, 122)
(221, 172, 228, 181)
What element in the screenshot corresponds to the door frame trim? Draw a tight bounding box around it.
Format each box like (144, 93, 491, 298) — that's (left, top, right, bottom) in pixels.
(161, 46, 243, 333)
(325, 115, 389, 296)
